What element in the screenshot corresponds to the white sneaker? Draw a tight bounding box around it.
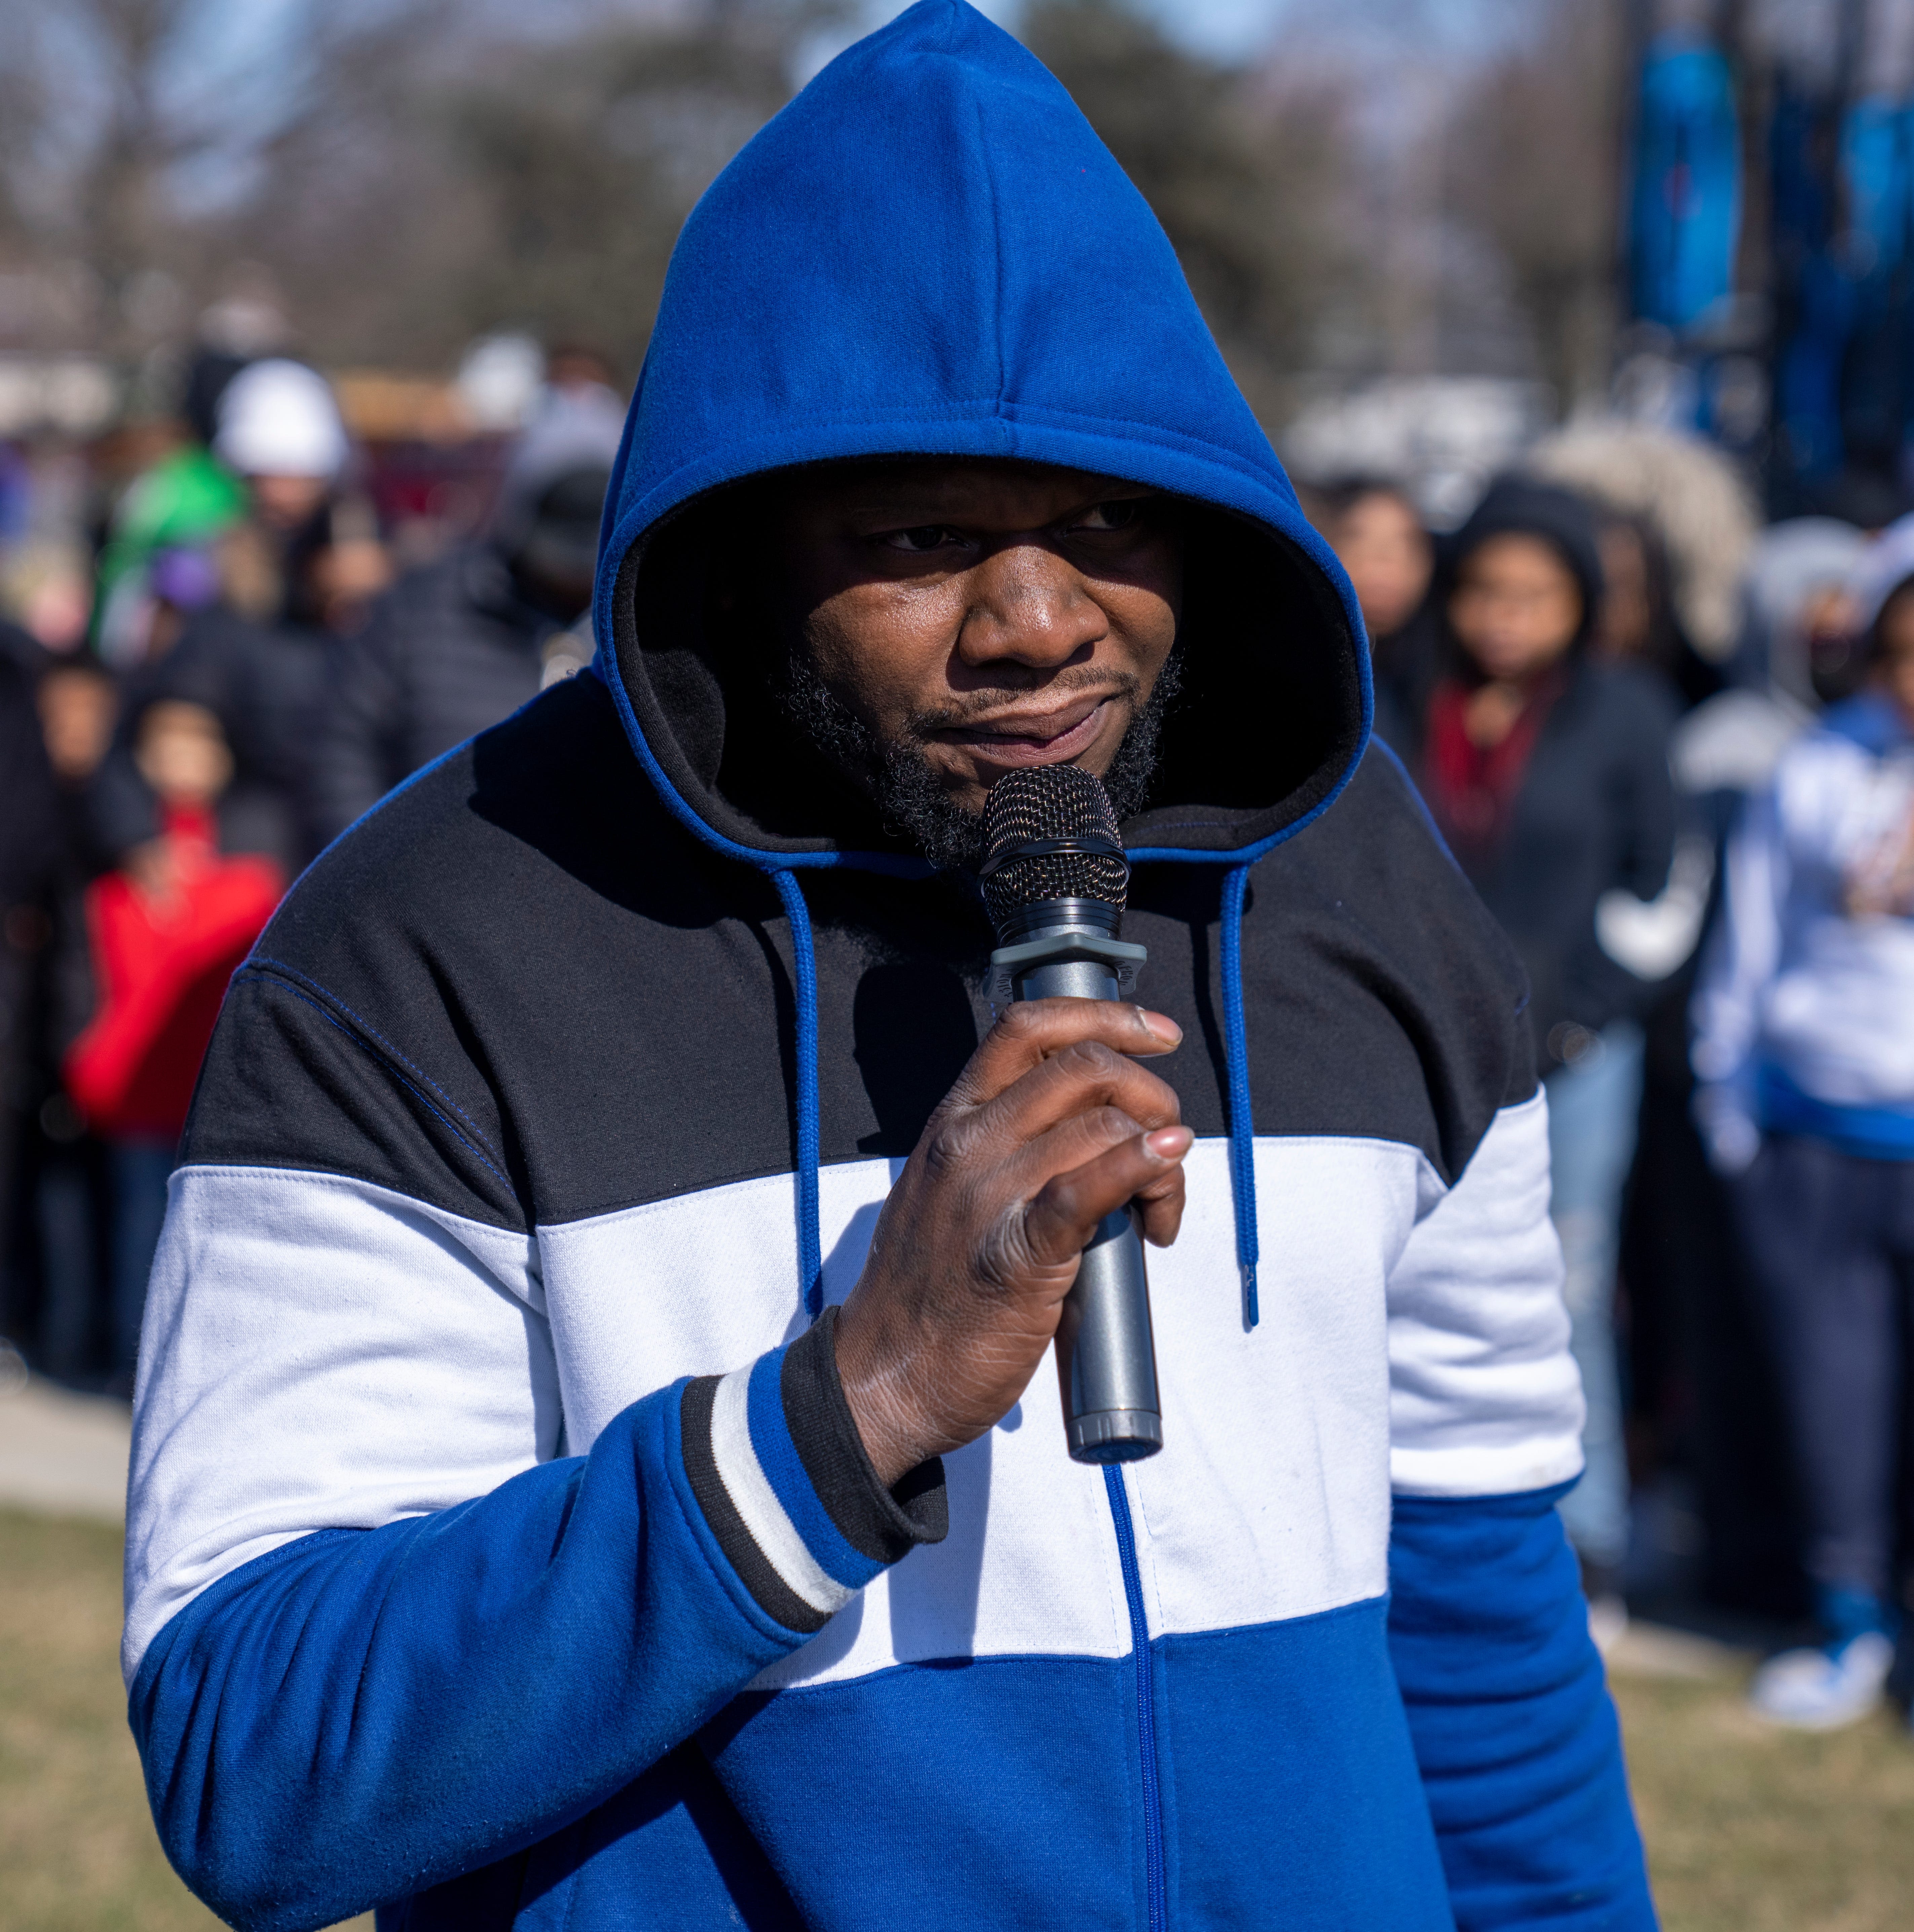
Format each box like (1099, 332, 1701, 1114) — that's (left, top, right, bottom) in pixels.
(1586, 1593, 1628, 1658)
(1748, 1632, 1894, 1731)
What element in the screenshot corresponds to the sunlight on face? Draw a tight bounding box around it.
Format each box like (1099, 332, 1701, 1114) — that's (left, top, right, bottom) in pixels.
(133, 702, 233, 810)
(1330, 489, 1431, 641)
(1448, 533, 1583, 686)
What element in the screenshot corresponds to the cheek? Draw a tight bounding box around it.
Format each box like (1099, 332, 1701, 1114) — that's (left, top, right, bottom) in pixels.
(1448, 600, 1488, 649)
(807, 581, 963, 721)
(1116, 587, 1177, 649)
(1544, 596, 1584, 651)
(1109, 561, 1183, 668)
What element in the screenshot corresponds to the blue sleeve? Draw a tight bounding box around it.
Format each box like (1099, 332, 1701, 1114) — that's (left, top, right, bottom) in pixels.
(129, 1317, 943, 1932)
(1387, 1485, 1657, 1930)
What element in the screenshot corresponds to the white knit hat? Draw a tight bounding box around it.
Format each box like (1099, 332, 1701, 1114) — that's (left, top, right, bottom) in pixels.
(212, 359, 348, 479)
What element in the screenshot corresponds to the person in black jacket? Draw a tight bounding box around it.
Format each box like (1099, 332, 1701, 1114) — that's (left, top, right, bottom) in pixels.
(0, 631, 67, 1356)
(1406, 477, 1677, 1626)
(307, 384, 626, 846)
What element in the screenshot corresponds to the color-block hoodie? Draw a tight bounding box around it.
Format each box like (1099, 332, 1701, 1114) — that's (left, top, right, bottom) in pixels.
(124, 6, 1655, 1927)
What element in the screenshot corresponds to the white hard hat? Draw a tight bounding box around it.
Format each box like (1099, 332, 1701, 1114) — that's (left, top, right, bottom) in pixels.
(213, 358, 348, 479)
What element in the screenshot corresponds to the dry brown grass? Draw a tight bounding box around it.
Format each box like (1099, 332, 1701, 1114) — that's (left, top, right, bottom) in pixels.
(0, 1509, 368, 1932)
(2, 1504, 1911, 1929)
(1614, 1669, 1914, 1932)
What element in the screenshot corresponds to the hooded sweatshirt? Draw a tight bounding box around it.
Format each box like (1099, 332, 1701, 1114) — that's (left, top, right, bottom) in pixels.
(1692, 692, 1914, 1167)
(123, 9, 1652, 1930)
(1692, 527, 1914, 1167)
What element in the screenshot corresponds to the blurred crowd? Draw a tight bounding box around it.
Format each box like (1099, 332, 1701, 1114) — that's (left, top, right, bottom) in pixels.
(1310, 446, 1914, 1733)
(1, 337, 1911, 1733)
(0, 340, 624, 1400)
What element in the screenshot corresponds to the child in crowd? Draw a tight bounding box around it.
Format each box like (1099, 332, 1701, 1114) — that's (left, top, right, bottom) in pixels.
(63, 698, 283, 1386)
(1693, 515, 1914, 1730)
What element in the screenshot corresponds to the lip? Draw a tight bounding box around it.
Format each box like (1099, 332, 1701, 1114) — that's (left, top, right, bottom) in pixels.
(934, 694, 1116, 767)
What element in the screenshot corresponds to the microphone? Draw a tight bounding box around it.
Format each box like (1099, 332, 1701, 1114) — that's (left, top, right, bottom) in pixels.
(980, 766, 1163, 1465)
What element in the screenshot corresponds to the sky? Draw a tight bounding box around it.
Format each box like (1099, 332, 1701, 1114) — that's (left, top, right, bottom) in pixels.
(859, 0, 1296, 60)
(867, 0, 1519, 60)
(168, 0, 1521, 209)
(168, 0, 1301, 211)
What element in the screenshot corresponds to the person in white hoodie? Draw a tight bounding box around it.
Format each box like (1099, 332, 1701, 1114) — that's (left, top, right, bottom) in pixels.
(1692, 513, 1914, 1731)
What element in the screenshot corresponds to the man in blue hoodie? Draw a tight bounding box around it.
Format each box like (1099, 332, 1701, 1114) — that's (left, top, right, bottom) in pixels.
(123, 8, 1655, 1927)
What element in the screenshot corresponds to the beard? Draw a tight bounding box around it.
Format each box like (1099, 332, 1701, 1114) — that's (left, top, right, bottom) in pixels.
(775, 645, 1185, 871)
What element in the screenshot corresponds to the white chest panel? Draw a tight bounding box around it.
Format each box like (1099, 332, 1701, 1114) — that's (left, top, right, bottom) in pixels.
(536, 1137, 1427, 1683)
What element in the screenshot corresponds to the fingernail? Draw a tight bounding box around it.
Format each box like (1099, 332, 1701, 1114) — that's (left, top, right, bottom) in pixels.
(1139, 1008, 1181, 1044)
(1147, 1126, 1192, 1159)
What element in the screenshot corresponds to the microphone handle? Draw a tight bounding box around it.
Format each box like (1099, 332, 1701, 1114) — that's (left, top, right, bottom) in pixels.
(1017, 953, 1163, 1464)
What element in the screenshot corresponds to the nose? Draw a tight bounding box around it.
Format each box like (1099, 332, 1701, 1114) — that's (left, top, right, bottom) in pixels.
(954, 541, 1105, 674)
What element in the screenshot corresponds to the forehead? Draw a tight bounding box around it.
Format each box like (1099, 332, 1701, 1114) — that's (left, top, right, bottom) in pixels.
(782, 458, 1148, 523)
(140, 700, 222, 736)
(1342, 490, 1418, 533)
(1456, 532, 1578, 583)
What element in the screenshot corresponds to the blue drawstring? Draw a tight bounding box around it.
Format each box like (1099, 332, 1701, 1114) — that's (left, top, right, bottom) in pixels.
(776, 858, 1259, 1331)
(770, 869, 824, 1317)
(1219, 862, 1260, 1327)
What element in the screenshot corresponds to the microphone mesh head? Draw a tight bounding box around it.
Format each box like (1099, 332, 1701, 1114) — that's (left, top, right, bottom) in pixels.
(980, 765, 1128, 933)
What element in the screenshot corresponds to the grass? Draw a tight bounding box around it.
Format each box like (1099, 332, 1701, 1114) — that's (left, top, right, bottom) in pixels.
(0, 1510, 368, 1932)
(1, 1506, 1910, 1930)
(1613, 1669, 1914, 1932)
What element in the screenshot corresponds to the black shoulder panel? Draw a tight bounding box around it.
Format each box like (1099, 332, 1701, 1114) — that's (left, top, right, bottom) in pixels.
(183, 682, 1532, 1226)
(191, 963, 523, 1226)
(1212, 744, 1536, 1184)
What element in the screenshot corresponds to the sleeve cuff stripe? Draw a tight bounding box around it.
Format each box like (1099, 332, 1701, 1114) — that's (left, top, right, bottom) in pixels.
(680, 1377, 831, 1635)
(709, 1367, 855, 1620)
(745, 1348, 879, 1590)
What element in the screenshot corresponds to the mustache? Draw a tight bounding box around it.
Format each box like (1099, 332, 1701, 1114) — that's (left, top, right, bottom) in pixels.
(901, 668, 1141, 741)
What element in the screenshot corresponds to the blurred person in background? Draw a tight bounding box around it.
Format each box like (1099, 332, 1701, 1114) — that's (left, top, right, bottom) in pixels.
(64, 697, 284, 1390)
(1619, 517, 1870, 1619)
(92, 430, 248, 669)
(36, 657, 121, 804)
(92, 358, 377, 876)
(1526, 425, 1756, 710)
(1, 538, 93, 660)
(1405, 478, 1677, 1638)
(1314, 477, 1437, 752)
(1590, 514, 1681, 671)
(30, 655, 120, 1382)
(89, 282, 294, 670)
(1693, 515, 1914, 1731)
(0, 628, 64, 1356)
(1688, 519, 1864, 798)
(308, 374, 623, 844)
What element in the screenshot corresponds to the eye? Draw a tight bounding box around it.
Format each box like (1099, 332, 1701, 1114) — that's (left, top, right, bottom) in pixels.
(879, 525, 958, 554)
(1074, 499, 1146, 532)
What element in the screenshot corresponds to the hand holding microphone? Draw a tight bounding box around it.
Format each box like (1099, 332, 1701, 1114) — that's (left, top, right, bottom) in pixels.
(834, 767, 1182, 1487)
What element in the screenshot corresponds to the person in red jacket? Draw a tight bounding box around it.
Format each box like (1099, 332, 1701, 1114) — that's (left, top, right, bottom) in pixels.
(65, 697, 282, 1386)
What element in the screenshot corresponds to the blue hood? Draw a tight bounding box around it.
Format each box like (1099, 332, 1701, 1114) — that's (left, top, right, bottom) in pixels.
(592, 0, 1369, 872)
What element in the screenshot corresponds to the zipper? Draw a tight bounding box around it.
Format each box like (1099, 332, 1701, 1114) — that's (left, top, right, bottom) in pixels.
(1103, 1465, 1167, 1932)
